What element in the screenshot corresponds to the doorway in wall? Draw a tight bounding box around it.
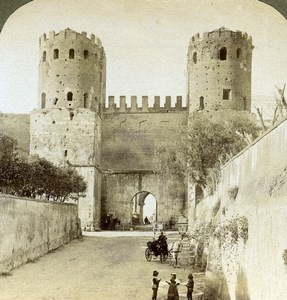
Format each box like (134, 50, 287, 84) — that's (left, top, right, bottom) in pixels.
(130, 192, 156, 226)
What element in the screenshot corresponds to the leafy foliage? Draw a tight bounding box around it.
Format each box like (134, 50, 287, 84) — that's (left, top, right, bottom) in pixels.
(213, 216, 248, 245)
(154, 110, 261, 193)
(0, 132, 86, 201)
(190, 216, 249, 246)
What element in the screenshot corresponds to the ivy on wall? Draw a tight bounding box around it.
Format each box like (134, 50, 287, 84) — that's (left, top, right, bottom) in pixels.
(214, 216, 248, 244)
(190, 216, 249, 246)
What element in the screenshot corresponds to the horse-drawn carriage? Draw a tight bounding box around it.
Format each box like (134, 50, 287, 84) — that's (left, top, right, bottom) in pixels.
(145, 239, 169, 263)
(145, 238, 182, 267)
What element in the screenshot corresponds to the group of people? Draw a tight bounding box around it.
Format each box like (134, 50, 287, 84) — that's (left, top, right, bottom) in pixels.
(102, 214, 121, 230)
(152, 271, 194, 300)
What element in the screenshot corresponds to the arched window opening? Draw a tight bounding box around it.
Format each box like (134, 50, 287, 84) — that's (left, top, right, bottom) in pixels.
(67, 92, 73, 101)
(64, 150, 68, 157)
(199, 96, 204, 110)
(84, 93, 89, 108)
(42, 51, 46, 62)
(84, 50, 89, 59)
(95, 53, 98, 62)
(69, 49, 75, 59)
(219, 47, 227, 60)
(41, 93, 46, 109)
(193, 52, 197, 64)
(53, 49, 59, 59)
(237, 48, 242, 58)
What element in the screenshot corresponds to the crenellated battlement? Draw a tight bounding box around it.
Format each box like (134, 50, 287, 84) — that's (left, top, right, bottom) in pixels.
(189, 27, 253, 46)
(39, 28, 102, 47)
(104, 96, 186, 113)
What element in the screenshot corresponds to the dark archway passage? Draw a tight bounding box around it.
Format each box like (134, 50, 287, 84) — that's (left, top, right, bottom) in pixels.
(130, 191, 156, 226)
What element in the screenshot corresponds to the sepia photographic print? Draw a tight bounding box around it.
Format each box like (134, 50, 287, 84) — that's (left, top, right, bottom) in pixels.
(0, 0, 287, 299)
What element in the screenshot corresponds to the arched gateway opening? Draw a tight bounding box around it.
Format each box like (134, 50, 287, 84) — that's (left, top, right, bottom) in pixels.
(130, 192, 156, 226)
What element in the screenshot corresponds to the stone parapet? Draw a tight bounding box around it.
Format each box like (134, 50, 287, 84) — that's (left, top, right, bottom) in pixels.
(39, 28, 102, 47)
(104, 96, 186, 113)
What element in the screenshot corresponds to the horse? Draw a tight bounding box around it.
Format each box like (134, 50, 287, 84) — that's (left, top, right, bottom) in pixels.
(168, 241, 182, 268)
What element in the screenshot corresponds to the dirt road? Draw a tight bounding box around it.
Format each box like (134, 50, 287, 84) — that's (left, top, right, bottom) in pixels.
(0, 233, 204, 300)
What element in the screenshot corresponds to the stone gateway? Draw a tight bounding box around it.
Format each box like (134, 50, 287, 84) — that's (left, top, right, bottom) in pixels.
(28, 27, 253, 230)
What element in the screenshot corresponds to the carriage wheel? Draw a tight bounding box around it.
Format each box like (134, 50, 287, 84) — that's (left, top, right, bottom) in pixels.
(145, 248, 152, 262)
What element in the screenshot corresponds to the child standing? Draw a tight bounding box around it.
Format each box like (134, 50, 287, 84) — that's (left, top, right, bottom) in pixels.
(186, 273, 194, 300)
(152, 270, 161, 300)
(166, 273, 180, 300)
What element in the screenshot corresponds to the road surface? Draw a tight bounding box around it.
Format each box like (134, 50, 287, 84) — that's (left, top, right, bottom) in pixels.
(0, 232, 204, 299)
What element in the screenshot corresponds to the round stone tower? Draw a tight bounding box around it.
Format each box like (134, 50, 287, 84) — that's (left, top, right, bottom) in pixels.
(187, 27, 254, 112)
(31, 28, 106, 230)
(38, 28, 106, 113)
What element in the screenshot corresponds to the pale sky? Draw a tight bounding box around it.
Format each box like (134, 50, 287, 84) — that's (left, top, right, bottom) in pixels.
(0, 0, 287, 113)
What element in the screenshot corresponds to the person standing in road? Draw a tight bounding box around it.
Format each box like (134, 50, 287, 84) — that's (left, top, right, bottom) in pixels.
(166, 273, 180, 300)
(186, 273, 194, 300)
(152, 270, 161, 300)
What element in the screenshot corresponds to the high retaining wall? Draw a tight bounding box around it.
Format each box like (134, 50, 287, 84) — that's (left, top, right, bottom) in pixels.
(0, 194, 80, 273)
(189, 117, 287, 299)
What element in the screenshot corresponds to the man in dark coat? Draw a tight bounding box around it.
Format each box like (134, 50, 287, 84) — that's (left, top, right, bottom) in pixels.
(158, 231, 168, 255)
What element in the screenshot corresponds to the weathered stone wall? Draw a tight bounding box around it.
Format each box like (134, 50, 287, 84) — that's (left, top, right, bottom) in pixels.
(190, 117, 287, 299)
(102, 97, 187, 170)
(30, 29, 106, 230)
(102, 98, 187, 224)
(102, 172, 185, 226)
(30, 108, 101, 165)
(0, 194, 80, 273)
(76, 166, 102, 229)
(39, 29, 106, 113)
(187, 28, 253, 113)
(0, 113, 30, 153)
(30, 108, 102, 229)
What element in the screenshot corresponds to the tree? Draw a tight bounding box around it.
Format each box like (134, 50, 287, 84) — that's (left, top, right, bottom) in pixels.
(19, 156, 87, 202)
(0, 132, 87, 201)
(255, 84, 287, 130)
(154, 110, 261, 194)
(0, 133, 22, 193)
